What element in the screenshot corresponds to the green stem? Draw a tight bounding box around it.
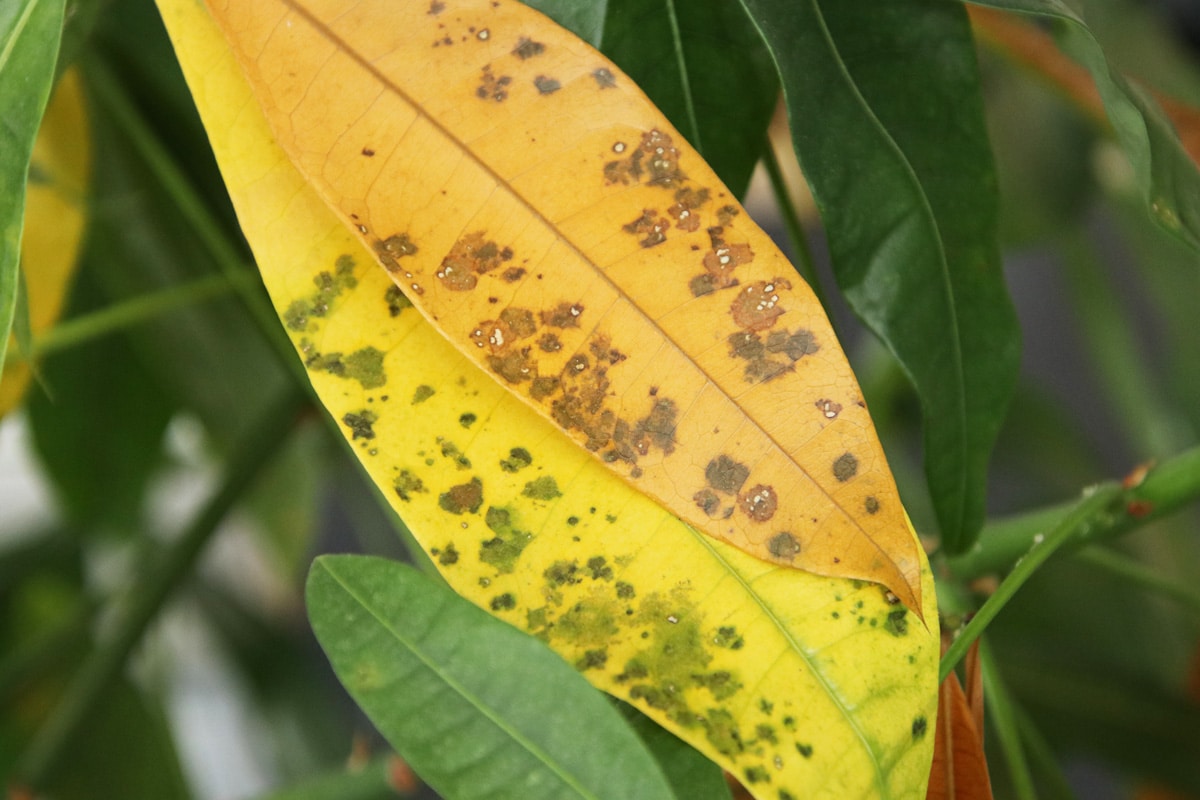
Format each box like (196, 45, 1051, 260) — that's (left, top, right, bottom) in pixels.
(85, 53, 307, 386)
(20, 274, 237, 359)
(15, 389, 308, 788)
(948, 444, 1200, 581)
(941, 483, 1124, 680)
(760, 138, 831, 316)
(980, 640, 1037, 800)
(1076, 546, 1200, 617)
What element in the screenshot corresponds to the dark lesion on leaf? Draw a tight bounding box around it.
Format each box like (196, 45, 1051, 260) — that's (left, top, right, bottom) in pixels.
(592, 67, 616, 88)
(533, 75, 561, 94)
(705, 455, 750, 494)
(476, 65, 513, 102)
(768, 532, 801, 561)
(512, 36, 546, 59)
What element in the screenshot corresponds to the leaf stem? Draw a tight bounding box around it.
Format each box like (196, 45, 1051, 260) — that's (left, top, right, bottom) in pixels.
(759, 138, 831, 317)
(940, 482, 1124, 680)
(980, 639, 1037, 800)
(947, 443, 1200, 581)
(14, 389, 308, 789)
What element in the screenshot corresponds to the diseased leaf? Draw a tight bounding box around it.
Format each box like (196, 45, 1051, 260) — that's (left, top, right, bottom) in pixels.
(740, 0, 1020, 554)
(969, 0, 1200, 251)
(1, 67, 90, 416)
(159, 0, 939, 796)
(0, 0, 67, 391)
(307, 555, 677, 800)
(203, 0, 923, 613)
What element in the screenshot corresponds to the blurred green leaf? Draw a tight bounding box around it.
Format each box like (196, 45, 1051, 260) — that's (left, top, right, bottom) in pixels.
(306, 555, 677, 800)
(739, 0, 1020, 553)
(0, 0, 66, 386)
(973, 0, 1200, 252)
(527, 0, 777, 198)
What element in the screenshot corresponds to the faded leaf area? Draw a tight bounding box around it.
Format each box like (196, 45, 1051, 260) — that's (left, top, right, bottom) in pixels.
(160, 0, 938, 797)
(205, 0, 924, 614)
(0, 68, 89, 416)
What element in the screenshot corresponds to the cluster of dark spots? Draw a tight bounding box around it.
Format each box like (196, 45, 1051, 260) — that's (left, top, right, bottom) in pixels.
(437, 231, 513, 290)
(523, 475, 561, 500)
(530, 375, 559, 400)
(437, 438, 471, 469)
(476, 65, 512, 101)
(537, 332, 561, 352)
(603, 129, 685, 188)
(886, 608, 909, 637)
(586, 556, 613, 580)
(795, 742, 814, 758)
(768, 532, 801, 561)
(706, 455, 750, 494)
(712, 625, 745, 650)
(575, 649, 608, 670)
(540, 301, 583, 328)
(439, 477, 483, 515)
(459, 412, 476, 428)
(305, 346, 385, 389)
(865, 495, 880, 514)
(912, 715, 927, 741)
(499, 447, 532, 472)
(480, 506, 534, 572)
(730, 279, 789, 331)
(393, 469, 425, 501)
(283, 255, 358, 331)
(490, 592, 516, 611)
(374, 234, 418, 272)
(512, 36, 545, 59)
(432, 33, 453, 47)
(668, 186, 709, 232)
(833, 452, 858, 482)
(743, 766, 770, 785)
(622, 209, 669, 248)
(500, 266, 525, 283)
(738, 484, 778, 522)
(437, 543, 459, 566)
(544, 560, 582, 587)
(727, 327, 820, 384)
(384, 285, 412, 317)
(693, 670, 741, 700)
(615, 581, 635, 599)
(717, 204, 739, 225)
(411, 384, 435, 404)
(592, 67, 616, 88)
(488, 348, 537, 384)
(342, 410, 377, 440)
(693, 489, 720, 516)
(533, 75, 560, 94)
(702, 709, 745, 758)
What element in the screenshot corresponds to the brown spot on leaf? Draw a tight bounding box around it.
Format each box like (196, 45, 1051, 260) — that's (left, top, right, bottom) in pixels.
(816, 398, 842, 420)
(534, 75, 561, 94)
(427, 0, 445, 13)
(488, 348, 537, 384)
(593, 67, 616, 88)
(702, 238, 754, 288)
(668, 187, 709, 232)
(738, 484, 777, 522)
(499, 307, 537, 338)
(476, 65, 512, 101)
(439, 477, 483, 515)
(438, 231, 513, 290)
(833, 452, 858, 482)
(374, 234, 418, 272)
(501, 266, 526, 283)
(538, 332, 562, 352)
(603, 129, 684, 188)
(342, 410, 378, 440)
(513, 37, 545, 59)
(622, 209, 669, 248)
(765, 328, 819, 361)
(768, 532, 801, 560)
(540, 302, 583, 328)
(730, 279, 789, 331)
(706, 455, 749, 494)
(361, 147, 375, 156)
(530, 376, 560, 400)
(694, 489, 721, 516)
(865, 496, 880, 514)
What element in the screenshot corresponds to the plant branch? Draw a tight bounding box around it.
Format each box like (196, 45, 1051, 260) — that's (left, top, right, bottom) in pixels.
(14, 389, 308, 789)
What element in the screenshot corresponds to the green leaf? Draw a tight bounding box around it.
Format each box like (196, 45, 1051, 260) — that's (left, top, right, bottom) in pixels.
(739, 0, 1020, 552)
(615, 702, 733, 800)
(306, 555, 677, 800)
(0, 0, 66, 389)
(971, 0, 1200, 251)
(526, 0, 778, 198)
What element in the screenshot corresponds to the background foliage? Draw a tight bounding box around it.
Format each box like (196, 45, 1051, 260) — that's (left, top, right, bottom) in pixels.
(4, 0, 1200, 798)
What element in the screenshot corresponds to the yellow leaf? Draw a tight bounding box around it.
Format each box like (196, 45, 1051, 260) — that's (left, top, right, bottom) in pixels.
(203, 0, 923, 614)
(157, 0, 939, 796)
(1, 68, 90, 417)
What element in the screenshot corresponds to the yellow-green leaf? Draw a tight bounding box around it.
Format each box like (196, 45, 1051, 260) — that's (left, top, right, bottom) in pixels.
(1, 67, 90, 416)
(203, 0, 924, 614)
(157, 0, 939, 796)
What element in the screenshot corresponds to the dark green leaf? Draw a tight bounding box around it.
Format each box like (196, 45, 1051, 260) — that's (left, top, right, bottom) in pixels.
(0, 0, 66, 387)
(739, 0, 1020, 552)
(527, 0, 777, 197)
(971, 0, 1200, 252)
(306, 555, 677, 800)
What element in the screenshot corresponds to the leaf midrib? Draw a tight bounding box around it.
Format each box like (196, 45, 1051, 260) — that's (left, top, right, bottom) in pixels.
(274, 0, 911, 586)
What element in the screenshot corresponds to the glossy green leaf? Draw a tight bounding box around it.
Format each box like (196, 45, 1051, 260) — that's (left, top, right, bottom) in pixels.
(306, 555, 677, 800)
(739, 0, 1020, 553)
(0, 0, 66, 388)
(971, 0, 1200, 251)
